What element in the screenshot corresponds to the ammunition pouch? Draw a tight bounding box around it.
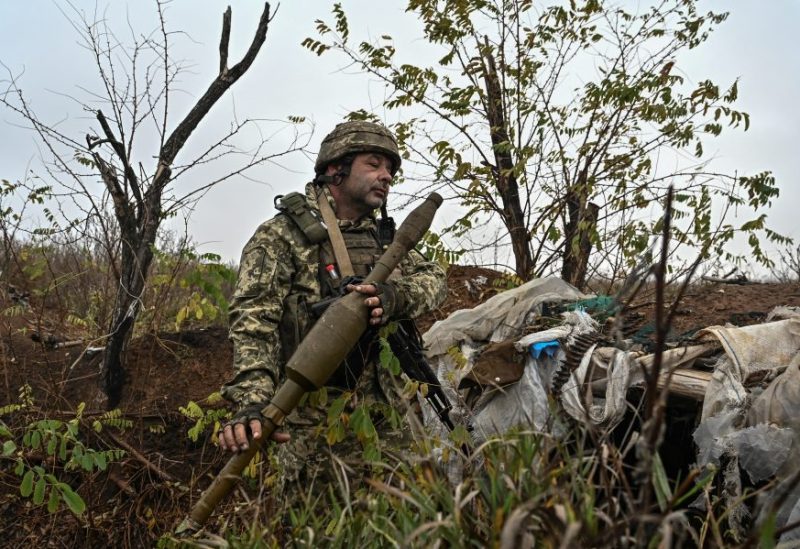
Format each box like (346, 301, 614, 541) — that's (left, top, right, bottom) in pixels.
(278, 293, 313, 364)
(275, 192, 328, 244)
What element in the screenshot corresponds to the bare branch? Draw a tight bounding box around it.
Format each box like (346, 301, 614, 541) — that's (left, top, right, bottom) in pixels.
(94, 110, 143, 205)
(156, 2, 271, 185)
(219, 6, 231, 74)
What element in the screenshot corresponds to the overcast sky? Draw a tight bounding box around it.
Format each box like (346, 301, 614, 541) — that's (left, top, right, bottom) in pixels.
(1, 1, 798, 270)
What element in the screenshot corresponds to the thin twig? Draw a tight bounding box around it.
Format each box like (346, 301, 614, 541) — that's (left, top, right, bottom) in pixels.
(105, 431, 175, 483)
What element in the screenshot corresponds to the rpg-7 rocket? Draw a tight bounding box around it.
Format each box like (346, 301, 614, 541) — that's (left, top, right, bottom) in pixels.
(179, 192, 443, 532)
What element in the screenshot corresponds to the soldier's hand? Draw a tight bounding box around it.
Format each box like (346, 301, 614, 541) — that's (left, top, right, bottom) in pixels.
(347, 283, 385, 325)
(218, 420, 291, 453)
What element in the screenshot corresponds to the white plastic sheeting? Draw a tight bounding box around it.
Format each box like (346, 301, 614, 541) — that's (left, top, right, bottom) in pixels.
(424, 277, 589, 358)
(689, 317, 800, 542)
(698, 318, 800, 420)
(421, 278, 800, 541)
(561, 347, 635, 430)
(421, 277, 589, 447)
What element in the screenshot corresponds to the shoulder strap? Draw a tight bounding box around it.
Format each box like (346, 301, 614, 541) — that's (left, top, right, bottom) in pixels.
(274, 192, 328, 244)
(315, 186, 355, 277)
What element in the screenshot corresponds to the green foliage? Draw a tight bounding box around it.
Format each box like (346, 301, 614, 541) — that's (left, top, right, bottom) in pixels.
(222, 428, 725, 547)
(91, 409, 133, 433)
(378, 323, 402, 376)
(178, 393, 231, 443)
(325, 392, 350, 446)
(492, 272, 523, 291)
(315, 331, 411, 461)
(1, 396, 125, 517)
(418, 230, 465, 269)
(1, 180, 52, 225)
(173, 250, 236, 330)
(304, 0, 787, 280)
(1, 231, 238, 339)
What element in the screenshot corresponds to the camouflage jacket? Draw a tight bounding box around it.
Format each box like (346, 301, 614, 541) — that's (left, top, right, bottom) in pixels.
(221, 183, 447, 409)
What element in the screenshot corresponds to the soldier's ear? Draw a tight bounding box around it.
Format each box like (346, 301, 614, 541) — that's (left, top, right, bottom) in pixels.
(324, 163, 340, 177)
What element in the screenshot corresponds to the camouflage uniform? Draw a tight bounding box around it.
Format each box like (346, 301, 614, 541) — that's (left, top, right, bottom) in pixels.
(221, 181, 446, 495)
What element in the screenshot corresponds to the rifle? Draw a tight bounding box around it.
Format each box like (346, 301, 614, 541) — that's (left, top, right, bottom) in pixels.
(387, 321, 455, 431)
(312, 290, 455, 432)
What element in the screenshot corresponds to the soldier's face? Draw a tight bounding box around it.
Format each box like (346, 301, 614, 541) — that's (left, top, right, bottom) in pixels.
(337, 153, 393, 215)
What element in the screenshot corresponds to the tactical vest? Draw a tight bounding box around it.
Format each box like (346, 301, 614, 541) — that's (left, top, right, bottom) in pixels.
(275, 191, 387, 388)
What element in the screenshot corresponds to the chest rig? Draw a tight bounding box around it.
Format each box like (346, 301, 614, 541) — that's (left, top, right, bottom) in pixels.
(275, 188, 395, 389)
(275, 189, 394, 295)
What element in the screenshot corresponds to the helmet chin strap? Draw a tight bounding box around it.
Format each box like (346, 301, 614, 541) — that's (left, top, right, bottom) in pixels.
(314, 166, 350, 187)
(314, 174, 335, 186)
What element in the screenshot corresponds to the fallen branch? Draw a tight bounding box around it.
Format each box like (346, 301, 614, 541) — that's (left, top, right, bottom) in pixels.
(701, 274, 750, 285)
(108, 470, 136, 496)
(105, 431, 175, 483)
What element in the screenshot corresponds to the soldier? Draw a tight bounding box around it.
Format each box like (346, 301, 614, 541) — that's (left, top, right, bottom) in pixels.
(217, 121, 447, 495)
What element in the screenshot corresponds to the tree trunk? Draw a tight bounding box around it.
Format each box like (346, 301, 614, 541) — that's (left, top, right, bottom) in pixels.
(480, 42, 534, 280)
(95, 3, 272, 408)
(561, 181, 599, 289)
(101, 192, 161, 408)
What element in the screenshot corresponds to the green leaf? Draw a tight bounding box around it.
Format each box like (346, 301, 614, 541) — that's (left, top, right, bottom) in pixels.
(20, 469, 34, 497)
(176, 307, 187, 328)
(94, 452, 108, 471)
(58, 483, 86, 516)
(2, 440, 16, 456)
(362, 442, 381, 462)
(672, 468, 715, 507)
(33, 476, 46, 504)
(59, 437, 67, 461)
(46, 436, 57, 456)
(759, 512, 777, 549)
(651, 453, 672, 511)
(326, 420, 346, 446)
(47, 486, 60, 513)
(378, 337, 401, 375)
(326, 395, 348, 426)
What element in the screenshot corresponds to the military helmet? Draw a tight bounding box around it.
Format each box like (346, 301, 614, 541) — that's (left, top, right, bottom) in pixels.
(314, 121, 401, 175)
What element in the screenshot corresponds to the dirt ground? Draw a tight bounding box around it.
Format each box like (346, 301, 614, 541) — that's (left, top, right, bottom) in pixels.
(1, 266, 799, 546)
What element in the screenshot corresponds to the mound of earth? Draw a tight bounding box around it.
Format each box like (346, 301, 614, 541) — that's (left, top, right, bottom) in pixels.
(4, 266, 800, 428)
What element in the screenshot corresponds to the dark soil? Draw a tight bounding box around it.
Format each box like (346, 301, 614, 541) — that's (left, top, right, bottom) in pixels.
(1, 266, 799, 546)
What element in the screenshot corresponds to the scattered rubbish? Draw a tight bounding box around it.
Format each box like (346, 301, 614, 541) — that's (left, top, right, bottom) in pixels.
(529, 340, 559, 359)
(422, 277, 800, 542)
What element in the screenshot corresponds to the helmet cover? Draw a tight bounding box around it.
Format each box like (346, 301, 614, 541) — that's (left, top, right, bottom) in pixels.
(315, 121, 401, 175)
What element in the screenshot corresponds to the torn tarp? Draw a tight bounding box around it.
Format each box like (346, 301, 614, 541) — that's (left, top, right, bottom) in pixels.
(421, 277, 590, 446)
(422, 282, 800, 542)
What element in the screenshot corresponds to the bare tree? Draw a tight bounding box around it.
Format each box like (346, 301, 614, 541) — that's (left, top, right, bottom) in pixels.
(1, 2, 309, 407)
(770, 244, 800, 283)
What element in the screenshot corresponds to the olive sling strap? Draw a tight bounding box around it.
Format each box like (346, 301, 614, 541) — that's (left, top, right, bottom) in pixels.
(315, 185, 355, 277)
